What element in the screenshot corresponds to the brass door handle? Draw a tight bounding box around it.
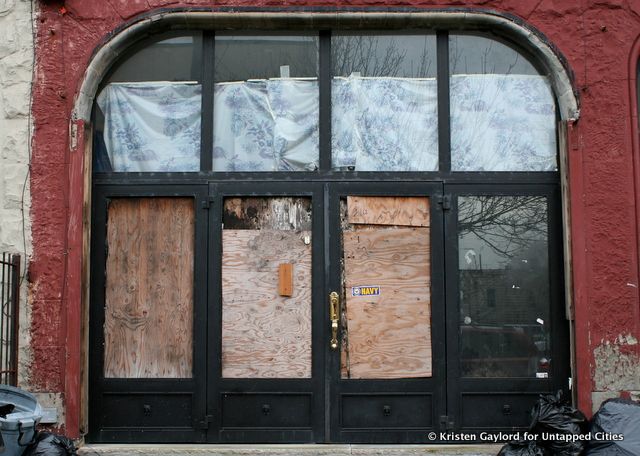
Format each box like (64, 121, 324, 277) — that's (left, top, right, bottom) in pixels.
(329, 291, 340, 350)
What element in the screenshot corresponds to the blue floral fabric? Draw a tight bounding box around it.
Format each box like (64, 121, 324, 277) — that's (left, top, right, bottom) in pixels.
(97, 75, 556, 173)
(331, 77, 439, 171)
(97, 82, 201, 172)
(450, 74, 557, 171)
(213, 79, 319, 171)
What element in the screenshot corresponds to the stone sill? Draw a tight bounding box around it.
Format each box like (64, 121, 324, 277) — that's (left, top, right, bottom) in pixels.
(79, 444, 503, 456)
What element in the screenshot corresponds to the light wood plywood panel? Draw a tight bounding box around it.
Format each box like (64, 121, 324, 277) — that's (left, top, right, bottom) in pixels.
(222, 230, 312, 378)
(104, 198, 194, 378)
(343, 227, 432, 379)
(347, 196, 430, 227)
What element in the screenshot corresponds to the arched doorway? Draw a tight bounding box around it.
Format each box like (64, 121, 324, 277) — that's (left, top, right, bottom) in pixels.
(79, 11, 578, 443)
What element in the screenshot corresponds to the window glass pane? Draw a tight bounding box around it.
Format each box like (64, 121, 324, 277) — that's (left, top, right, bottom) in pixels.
(449, 34, 557, 171)
(458, 196, 551, 378)
(331, 34, 438, 171)
(213, 35, 319, 171)
(107, 34, 202, 83)
(94, 34, 202, 172)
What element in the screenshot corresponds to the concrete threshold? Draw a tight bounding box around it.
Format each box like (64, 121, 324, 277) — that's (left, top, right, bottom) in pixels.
(79, 444, 503, 456)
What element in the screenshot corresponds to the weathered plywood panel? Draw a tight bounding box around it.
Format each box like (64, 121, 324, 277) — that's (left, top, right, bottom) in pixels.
(347, 196, 430, 227)
(222, 230, 312, 378)
(104, 198, 194, 378)
(343, 227, 432, 379)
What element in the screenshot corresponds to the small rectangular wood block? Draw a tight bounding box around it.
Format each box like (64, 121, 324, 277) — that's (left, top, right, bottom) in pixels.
(347, 196, 430, 227)
(278, 263, 294, 297)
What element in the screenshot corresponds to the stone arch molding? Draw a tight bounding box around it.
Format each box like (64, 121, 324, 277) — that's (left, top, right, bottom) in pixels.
(73, 9, 580, 123)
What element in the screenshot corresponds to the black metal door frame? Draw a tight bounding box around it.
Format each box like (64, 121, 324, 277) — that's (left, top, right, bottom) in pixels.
(326, 181, 447, 443)
(88, 184, 209, 443)
(443, 183, 570, 433)
(205, 181, 326, 443)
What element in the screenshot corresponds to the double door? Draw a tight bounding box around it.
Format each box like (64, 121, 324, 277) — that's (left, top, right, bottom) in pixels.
(89, 180, 568, 443)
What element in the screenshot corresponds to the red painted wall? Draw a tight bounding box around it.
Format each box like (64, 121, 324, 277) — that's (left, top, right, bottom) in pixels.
(29, 0, 640, 439)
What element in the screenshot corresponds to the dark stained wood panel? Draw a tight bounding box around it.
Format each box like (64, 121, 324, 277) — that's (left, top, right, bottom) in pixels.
(222, 230, 312, 378)
(104, 198, 194, 378)
(223, 197, 312, 230)
(347, 196, 430, 227)
(343, 227, 432, 379)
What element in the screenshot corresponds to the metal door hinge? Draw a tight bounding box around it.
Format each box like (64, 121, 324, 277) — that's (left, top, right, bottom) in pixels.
(437, 195, 452, 211)
(198, 415, 214, 429)
(201, 197, 215, 210)
(439, 415, 454, 431)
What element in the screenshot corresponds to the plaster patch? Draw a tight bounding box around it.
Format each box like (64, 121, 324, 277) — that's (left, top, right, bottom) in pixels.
(593, 340, 640, 391)
(32, 392, 64, 425)
(617, 334, 638, 345)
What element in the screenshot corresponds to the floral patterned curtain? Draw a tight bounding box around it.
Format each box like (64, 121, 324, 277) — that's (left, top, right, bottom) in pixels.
(97, 82, 201, 172)
(96, 75, 557, 172)
(213, 80, 319, 171)
(450, 74, 557, 171)
(331, 77, 439, 171)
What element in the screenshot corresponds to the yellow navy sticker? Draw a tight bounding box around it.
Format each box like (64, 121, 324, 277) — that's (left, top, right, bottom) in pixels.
(352, 286, 381, 297)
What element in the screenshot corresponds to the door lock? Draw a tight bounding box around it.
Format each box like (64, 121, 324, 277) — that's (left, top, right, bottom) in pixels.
(329, 291, 340, 350)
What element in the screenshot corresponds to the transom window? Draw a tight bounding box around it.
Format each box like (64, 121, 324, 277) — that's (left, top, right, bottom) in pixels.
(92, 30, 558, 174)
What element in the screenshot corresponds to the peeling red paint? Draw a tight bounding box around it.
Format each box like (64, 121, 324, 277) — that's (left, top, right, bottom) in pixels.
(29, 0, 640, 438)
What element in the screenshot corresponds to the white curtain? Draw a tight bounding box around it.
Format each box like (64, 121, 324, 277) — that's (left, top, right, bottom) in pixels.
(97, 75, 557, 172)
(450, 74, 557, 171)
(97, 82, 201, 172)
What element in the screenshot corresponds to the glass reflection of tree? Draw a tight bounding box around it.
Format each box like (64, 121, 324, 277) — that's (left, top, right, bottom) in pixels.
(332, 35, 434, 78)
(458, 196, 551, 377)
(458, 196, 547, 259)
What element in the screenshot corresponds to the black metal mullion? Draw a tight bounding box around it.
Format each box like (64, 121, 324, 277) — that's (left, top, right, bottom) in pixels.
(1, 255, 5, 383)
(201, 32, 215, 172)
(319, 30, 332, 172)
(436, 31, 451, 173)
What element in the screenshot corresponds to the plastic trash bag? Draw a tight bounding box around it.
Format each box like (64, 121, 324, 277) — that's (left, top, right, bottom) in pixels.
(529, 390, 588, 456)
(585, 398, 640, 455)
(23, 432, 77, 456)
(498, 440, 549, 456)
(499, 390, 587, 456)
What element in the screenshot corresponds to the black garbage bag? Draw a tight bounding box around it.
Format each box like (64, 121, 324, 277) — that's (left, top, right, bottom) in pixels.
(498, 440, 549, 456)
(585, 398, 640, 455)
(23, 432, 77, 456)
(529, 390, 588, 456)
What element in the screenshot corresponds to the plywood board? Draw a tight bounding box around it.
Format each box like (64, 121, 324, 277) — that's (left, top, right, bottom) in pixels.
(222, 230, 312, 378)
(347, 196, 430, 227)
(343, 227, 432, 379)
(104, 198, 194, 378)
